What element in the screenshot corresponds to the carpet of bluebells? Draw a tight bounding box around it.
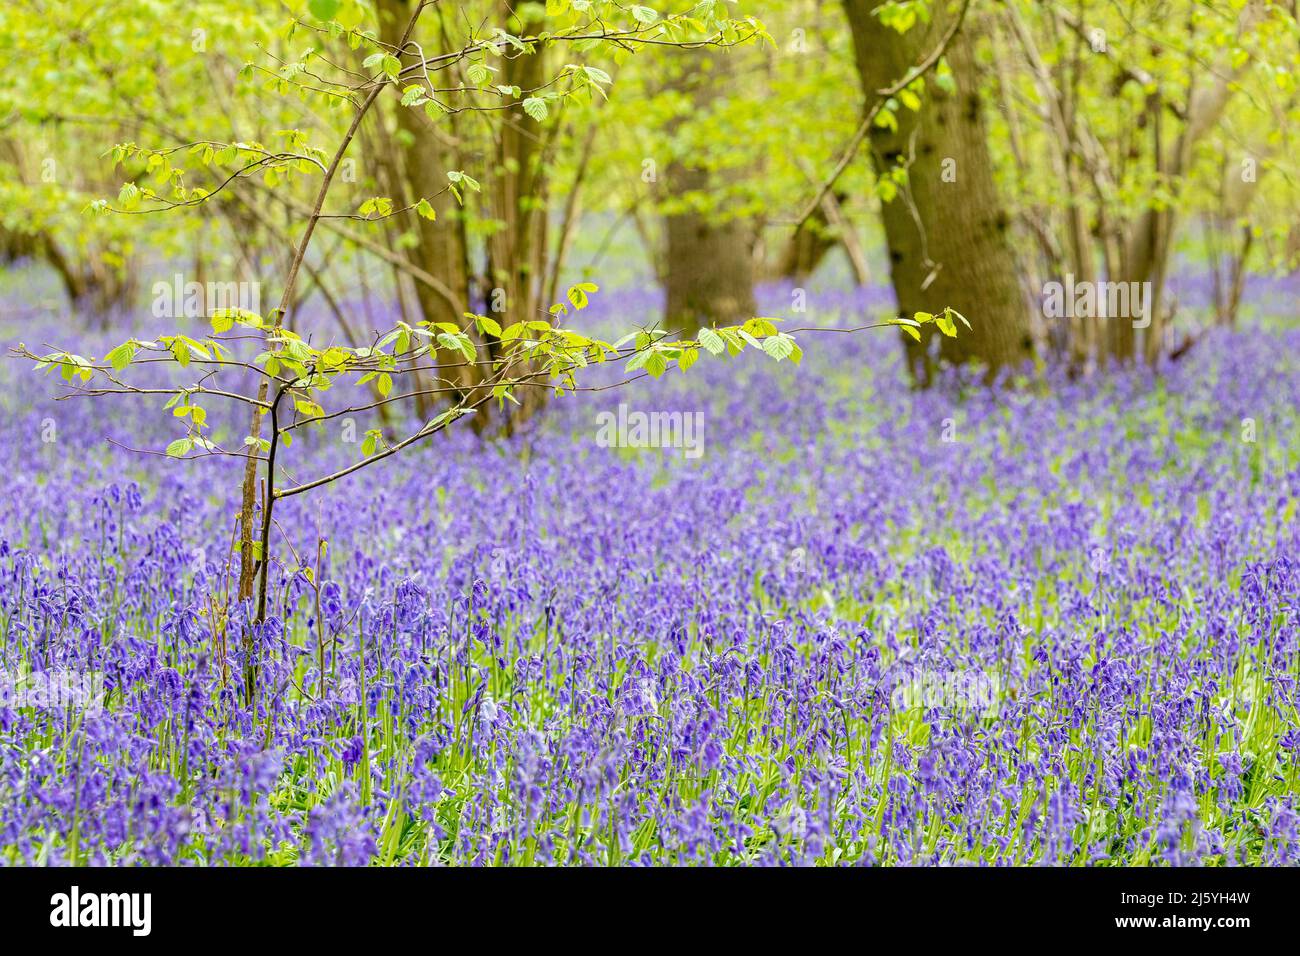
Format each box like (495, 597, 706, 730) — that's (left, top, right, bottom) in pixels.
(1, 275, 1299, 866)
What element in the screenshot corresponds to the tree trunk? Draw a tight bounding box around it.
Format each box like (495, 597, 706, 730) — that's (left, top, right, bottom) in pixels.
(661, 50, 757, 337)
(843, 3, 1031, 385)
(485, 2, 551, 428)
(0, 137, 136, 322)
(663, 171, 758, 335)
(376, 0, 477, 400)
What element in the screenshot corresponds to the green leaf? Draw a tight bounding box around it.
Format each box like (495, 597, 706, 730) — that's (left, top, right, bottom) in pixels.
(522, 97, 548, 122)
(309, 0, 341, 20)
(105, 342, 136, 372)
(567, 284, 590, 309)
(364, 53, 401, 78)
(445, 170, 481, 201)
(165, 438, 194, 458)
(718, 328, 745, 355)
(630, 5, 659, 24)
(934, 63, 956, 95)
(744, 317, 781, 337)
(697, 327, 725, 356)
(359, 196, 394, 217)
(427, 406, 467, 431)
(438, 332, 475, 362)
(492, 384, 521, 406)
(763, 333, 796, 361)
(567, 281, 598, 312)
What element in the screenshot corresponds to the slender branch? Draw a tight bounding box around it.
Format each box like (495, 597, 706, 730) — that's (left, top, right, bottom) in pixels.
(238, 1, 430, 603)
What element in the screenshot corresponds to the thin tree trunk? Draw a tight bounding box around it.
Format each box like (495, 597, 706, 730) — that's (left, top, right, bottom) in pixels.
(377, 0, 476, 397)
(485, 1, 551, 429)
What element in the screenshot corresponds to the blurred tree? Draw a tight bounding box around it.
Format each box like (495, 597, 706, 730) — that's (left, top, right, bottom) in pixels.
(483, 1, 553, 423)
(993, 0, 1295, 366)
(374, 1, 472, 340)
(843, 0, 1031, 384)
(374, 0, 477, 418)
(662, 50, 758, 336)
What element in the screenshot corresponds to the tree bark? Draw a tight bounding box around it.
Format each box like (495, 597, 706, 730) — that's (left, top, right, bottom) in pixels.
(661, 50, 757, 337)
(485, 2, 551, 428)
(376, 0, 476, 395)
(843, 3, 1031, 385)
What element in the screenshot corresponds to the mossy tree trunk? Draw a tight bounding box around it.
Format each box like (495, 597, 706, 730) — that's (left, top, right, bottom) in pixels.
(843, 3, 1031, 385)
